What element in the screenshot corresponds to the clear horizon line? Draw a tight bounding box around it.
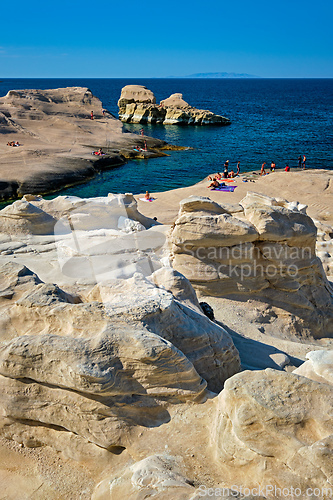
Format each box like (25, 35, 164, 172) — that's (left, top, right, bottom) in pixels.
(1, 76, 333, 79)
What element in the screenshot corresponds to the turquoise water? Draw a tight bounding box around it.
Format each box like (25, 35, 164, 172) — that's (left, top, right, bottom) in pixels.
(1, 78, 332, 197)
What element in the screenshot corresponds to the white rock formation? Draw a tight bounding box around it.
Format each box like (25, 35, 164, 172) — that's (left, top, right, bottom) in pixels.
(294, 350, 333, 385)
(169, 194, 333, 338)
(211, 368, 333, 494)
(0, 199, 57, 235)
(118, 85, 231, 125)
(315, 220, 333, 279)
(92, 454, 195, 500)
(0, 261, 240, 450)
(0, 194, 240, 454)
(1, 190, 333, 498)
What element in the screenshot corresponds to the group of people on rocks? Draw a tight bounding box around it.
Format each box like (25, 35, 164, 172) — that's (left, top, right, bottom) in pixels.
(7, 141, 20, 147)
(222, 159, 241, 178)
(133, 141, 148, 153)
(260, 155, 306, 175)
(90, 109, 107, 120)
(208, 160, 241, 184)
(208, 154, 308, 188)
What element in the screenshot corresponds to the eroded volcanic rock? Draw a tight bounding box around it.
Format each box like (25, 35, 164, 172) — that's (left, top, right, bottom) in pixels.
(0, 87, 167, 201)
(211, 369, 333, 493)
(0, 193, 240, 455)
(168, 193, 333, 338)
(118, 85, 231, 125)
(1, 190, 333, 498)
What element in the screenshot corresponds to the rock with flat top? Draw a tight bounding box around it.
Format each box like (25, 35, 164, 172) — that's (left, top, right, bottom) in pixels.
(117, 85, 156, 108)
(169, 193, 333, 338)
(118, 85, 230, 125)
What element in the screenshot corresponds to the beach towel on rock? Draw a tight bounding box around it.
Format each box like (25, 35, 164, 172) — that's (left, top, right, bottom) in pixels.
(211, 186, 237, 192)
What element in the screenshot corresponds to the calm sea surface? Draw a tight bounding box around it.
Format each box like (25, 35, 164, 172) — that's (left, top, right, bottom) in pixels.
(1, 78, 332, 197)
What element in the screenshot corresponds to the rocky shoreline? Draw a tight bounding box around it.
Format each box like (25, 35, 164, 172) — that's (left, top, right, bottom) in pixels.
(0, 87, 174, 202)
(1, 87, 333, 500)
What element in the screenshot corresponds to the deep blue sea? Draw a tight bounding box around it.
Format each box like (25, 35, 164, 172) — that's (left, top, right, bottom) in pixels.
(1, 78, 332, 197)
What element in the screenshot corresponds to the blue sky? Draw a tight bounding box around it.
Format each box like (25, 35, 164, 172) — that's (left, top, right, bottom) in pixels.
(1, 0, 332, 78)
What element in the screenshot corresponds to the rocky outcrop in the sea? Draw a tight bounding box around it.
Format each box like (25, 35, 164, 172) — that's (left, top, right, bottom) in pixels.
(168, 193, 333, 338)
(118, 85, 231, 125)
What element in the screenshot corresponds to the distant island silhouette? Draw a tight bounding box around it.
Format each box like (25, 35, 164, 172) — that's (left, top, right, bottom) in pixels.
(169, 72, 259, 78)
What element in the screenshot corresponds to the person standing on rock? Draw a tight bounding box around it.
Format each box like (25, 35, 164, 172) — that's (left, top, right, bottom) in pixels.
(140, 128, 144, 136)
(302, 155, 307, 169)
(90, 111, 94, 120)
(298, 155, 302, 168)
(260, 162, 267, 175)
(223, 160, 229, 178)
(236, 161, 241, 175)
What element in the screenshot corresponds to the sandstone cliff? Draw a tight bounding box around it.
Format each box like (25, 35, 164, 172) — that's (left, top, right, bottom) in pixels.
(118, 85, 231, 125)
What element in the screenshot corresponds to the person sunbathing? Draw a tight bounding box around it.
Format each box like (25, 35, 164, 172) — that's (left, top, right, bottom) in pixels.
(93, 148, 105, 156)
(228, 170, 235, 178)
(208, 179, 221, 189)
(144, 191, 151, 200)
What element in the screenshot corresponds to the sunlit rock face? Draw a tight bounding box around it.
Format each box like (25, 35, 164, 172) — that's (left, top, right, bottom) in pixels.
(169, 194, 333, 338)
(118, 85, 231, 125)
(211, 369, 333, 495)
(0, 193, 240, 455)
